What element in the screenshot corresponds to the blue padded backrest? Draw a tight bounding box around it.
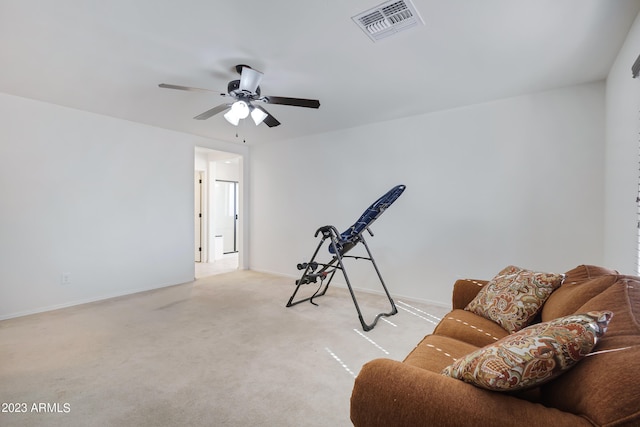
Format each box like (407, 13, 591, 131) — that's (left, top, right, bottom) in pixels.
(329, 184, 406, 254)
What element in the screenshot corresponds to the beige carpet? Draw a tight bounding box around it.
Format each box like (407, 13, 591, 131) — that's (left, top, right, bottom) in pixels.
(0, 270, 449, 426)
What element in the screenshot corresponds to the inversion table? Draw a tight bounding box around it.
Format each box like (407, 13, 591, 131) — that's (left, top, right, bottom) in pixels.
(285, 184, 406, 331)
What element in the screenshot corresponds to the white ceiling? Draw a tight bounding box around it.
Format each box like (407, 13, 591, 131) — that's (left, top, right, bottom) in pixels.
(1, 0, 639, 145)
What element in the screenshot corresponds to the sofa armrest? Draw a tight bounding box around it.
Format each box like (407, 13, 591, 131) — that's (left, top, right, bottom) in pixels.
(350, 358, 591, 427)
(452, 279, 487, 310)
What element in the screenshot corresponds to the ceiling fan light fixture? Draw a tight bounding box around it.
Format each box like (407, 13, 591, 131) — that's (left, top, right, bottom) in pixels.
(223, 109, 240, 126)
(250, 107, 268, 125)
(233, 100, 250, 119)
(223, 101, 250, 126)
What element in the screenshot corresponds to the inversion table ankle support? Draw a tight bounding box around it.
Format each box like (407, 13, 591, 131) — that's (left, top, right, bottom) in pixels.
(285, 184, 406, 331)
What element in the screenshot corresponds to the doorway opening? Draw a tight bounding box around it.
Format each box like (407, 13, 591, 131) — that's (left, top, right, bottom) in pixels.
(194, 147, 243, 277)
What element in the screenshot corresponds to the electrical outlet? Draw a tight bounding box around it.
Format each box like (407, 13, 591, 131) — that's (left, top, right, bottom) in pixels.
(61, 272, 71, 285)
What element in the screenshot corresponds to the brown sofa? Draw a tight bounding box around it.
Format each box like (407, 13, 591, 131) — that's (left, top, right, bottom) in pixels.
(350, 265, 640, 426)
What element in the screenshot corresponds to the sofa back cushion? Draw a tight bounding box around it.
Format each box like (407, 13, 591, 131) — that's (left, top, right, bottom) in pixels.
(541, 277, 640, 426)
(541, 265, 618, 322)
(563, 264, 618, 284)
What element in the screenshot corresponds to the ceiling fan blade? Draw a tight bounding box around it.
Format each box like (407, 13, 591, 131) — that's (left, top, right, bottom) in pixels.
(193, 104, 230, 120)
(264, 96, 320, 109)
(159, 83, 221, 94)
(254, 105, 281, 127)
(239, 67, 263, 93)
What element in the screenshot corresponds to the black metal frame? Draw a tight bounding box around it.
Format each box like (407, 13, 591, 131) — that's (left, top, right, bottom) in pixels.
(285, 224, 397, 331)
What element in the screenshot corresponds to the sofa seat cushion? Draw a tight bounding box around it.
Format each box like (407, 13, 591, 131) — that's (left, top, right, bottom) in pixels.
(465, 265, 564, 333)
(433, 309, 510, 348)
(403, 334, 479, 373)
(442, 311, 612, 392)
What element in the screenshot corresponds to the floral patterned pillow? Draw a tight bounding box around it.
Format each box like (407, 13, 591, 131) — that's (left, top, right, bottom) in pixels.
(441, 311, 613, 391)
(465, 265, 565, 333)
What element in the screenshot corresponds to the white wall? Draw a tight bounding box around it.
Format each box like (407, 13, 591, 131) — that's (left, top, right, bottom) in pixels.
(604, 11, 640, 274)
(0, 92, 248, 319)
(250, 82, 606, 305)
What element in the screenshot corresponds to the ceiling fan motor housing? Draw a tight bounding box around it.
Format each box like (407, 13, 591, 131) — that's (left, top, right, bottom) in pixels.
(228, 80, 260, 98)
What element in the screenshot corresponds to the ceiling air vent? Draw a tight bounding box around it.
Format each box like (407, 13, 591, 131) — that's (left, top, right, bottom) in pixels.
(352, 0, 424, 42)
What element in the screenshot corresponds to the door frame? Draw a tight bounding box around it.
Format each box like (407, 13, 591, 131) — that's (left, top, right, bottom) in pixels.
(194, 146, 247, 270)
(195, 171, 204, 262)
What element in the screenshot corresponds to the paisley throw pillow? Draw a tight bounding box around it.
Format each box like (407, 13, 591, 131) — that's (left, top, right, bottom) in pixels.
(441, 311, 613, 391)
(465, 265, 564, 333)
